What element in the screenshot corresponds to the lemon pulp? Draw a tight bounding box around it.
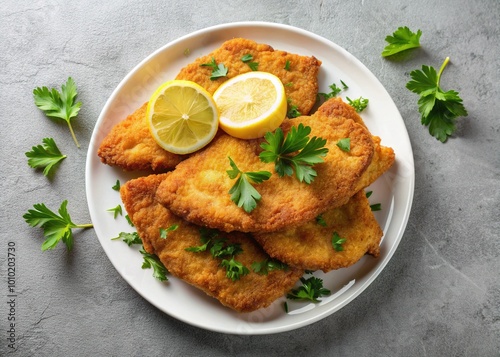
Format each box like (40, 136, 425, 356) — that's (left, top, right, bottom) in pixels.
(213, 72, 287, 139)
(147, 80, 219, 154)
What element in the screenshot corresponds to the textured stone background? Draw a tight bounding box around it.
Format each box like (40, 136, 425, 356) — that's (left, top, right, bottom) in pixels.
(1, 0, 499, 356)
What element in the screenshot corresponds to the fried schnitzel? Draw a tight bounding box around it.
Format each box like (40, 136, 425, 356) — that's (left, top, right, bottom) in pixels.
(315, 98, 395, 191)
(156, 98, 374, 233)
(120, 173, 304, 312)
(176, 38, 321, 116)
(252, 190, 382, 272)
(98, 38, 322, 172)
(97, 103, 187, 172)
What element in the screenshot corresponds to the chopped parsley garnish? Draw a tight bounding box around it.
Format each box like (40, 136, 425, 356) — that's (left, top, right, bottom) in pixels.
(159, 224, 178, 239)
(284, 60, 291, 71)
(287, 276, 331, 302)
(221, 257, 250, 281)
(185, 228, 249, 281)
(33, 77, 82, 147)
(318, 80, 348, 101)
(227, 156, 271, 213)
(140, 246, 169, 281)
(259, 123, 329, 184)
(107, 204, 123, 219)
(25, 137, 66, 177)
(125, 215, 134, 227)
(331, 232, 346, 252)
(370, 203, 382, 212)
(113, 231, 142, 246)
(336, 138, 351, 152)
(200, 57, 228, 80)
(286, 99, 301, 118)
(252, 258, 288, 275)
(241, 54, 259, 71)
(347, 96, 369, 112)
(382, 26, 422, 57)
(406, 57, 468, 142)
(23, 200, 93, 251)
(315, 215, 327, 227)
(112, 180, 121, 191)
(114, 231, 168, 281)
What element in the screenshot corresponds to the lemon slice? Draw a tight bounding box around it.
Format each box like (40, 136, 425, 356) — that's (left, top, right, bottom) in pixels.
(146, 80, 219, 154)
(213, 71, 287, 139)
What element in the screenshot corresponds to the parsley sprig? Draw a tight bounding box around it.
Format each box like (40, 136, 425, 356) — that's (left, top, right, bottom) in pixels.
(33, 77, 82, 147)
(23, 200, 93, 251)
(200, 57, 228, 80)
(287, 276, 331, 302)
(113, 231, 169, 281)
(382, 26, 422, 57)
(318, 80, 348, 101)
(259, 124, 329, 184)
(331, 232, 347, 252)
(347, 96, 369, 113)
(406, 57, 468, 142)
(185, 228, 249, 281)
(140, 247, 169, 281)
(25, 138, 66, 177)
(227, 157, 271, 213)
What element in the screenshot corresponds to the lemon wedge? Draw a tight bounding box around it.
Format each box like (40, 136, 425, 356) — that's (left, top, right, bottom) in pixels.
(146, 80, 219, 154)
(213, 71, 287, 139)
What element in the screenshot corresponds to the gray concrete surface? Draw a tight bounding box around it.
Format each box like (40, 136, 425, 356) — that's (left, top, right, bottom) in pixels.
(1, 0, 499, 356)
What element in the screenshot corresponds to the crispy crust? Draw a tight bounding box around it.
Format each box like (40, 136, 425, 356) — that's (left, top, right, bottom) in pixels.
(97, 38, 321, 172)
(120, 174, 303, 312)
(252, 190, 383, 272)
(156, 98, 374, 233)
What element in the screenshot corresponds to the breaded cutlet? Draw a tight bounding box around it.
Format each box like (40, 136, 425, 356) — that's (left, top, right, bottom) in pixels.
(120, 173, 304, 312)
(98, 38, 321, 172)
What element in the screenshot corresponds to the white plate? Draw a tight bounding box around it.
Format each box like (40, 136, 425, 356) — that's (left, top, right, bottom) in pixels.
(86, 21, 414, 335)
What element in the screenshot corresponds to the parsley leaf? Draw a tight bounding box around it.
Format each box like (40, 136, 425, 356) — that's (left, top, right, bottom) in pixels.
(221, 257, 250, 281)
(112, 231, 142, 246)
(259, 124, 329, 184)
(406, 57, 468, 142)
(347, 96, 369, 112)
(252, 258, 288, 275)
(332, 232, 346, 252)
(241, 54, 259, 71)
(227, 157, 271, 213)
(23, 200, 93, 251)
(159, 224, 178, 239)
(33, 77, 82, 147)
(287, 276, 331, 302)
(336, 138, 351, 152)
(315, 215, 327, 227)
(370, 203, 382, 211)
(114, 231, 168, 281)
(284, 60, 291, 71)
(286, 99, 301, 118)
(25, 137, 66, 177)
(200, 57, 228, 80)
(186, 229, 249, 281)
(318, 80, 348, 101)
(125, 215, 134, 227)
(112, 180, 121, 191)
(382, 26, 422, 57)
(107, 204, 122, 219)
(140, 246, 168, 281)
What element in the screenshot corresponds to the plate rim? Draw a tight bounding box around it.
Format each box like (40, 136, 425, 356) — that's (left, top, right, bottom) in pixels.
(85, 20, 415, 335)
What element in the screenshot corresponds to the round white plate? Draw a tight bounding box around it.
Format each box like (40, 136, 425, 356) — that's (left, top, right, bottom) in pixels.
(86, 21, 414, 335)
